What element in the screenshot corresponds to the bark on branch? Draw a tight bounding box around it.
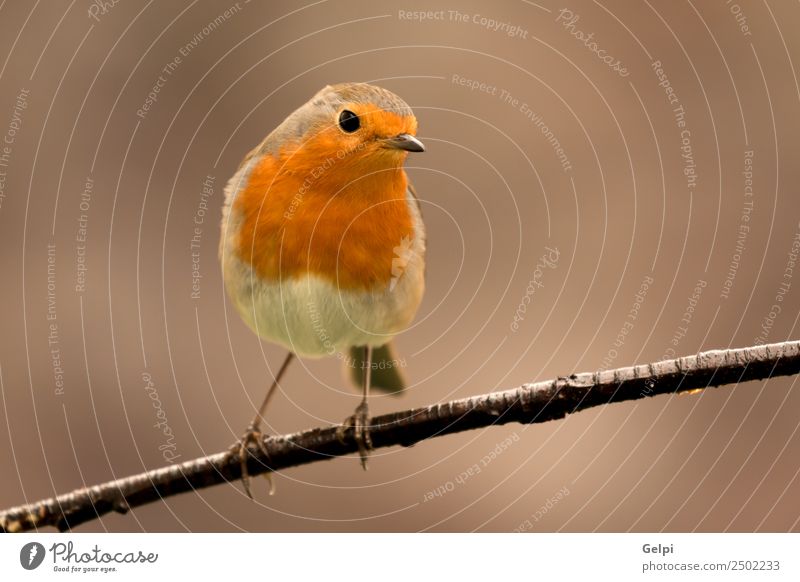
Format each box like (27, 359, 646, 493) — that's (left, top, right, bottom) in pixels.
(2, 340, 799, 533)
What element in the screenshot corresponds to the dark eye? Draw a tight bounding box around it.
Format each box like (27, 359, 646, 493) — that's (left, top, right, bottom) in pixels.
(338, 110, 360, 133)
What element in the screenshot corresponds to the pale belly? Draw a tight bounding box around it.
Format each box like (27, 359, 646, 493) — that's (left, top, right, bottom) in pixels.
(221, 261, 424, 357)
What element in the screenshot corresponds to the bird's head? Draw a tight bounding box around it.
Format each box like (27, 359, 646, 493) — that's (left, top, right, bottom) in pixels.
(266, 83, 424, 178)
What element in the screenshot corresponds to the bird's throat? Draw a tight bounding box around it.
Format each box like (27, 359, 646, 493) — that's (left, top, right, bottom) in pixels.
(234, 153, 415, 291)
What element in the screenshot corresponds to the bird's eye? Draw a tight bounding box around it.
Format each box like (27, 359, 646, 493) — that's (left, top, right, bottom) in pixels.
(338, 110, 360, 133)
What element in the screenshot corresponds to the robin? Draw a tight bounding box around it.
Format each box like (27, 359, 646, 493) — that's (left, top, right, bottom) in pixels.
(219, 83, 426, 497)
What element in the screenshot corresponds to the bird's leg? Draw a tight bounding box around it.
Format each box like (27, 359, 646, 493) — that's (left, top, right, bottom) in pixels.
(228, 352, 294, 498)
(337, 346, 373, 469)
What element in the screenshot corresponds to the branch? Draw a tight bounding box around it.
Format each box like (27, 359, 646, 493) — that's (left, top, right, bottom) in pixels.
(2, 340, 799, 532)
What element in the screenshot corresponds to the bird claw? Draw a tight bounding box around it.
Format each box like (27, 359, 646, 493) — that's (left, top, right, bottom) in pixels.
(228, 425, 275, 499)
(337, 401, 373, 470)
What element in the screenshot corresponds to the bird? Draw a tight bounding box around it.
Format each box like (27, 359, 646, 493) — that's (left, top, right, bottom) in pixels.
(219, 83, 426, 497)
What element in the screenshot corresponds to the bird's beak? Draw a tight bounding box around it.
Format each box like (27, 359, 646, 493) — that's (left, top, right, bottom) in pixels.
(383, 133, 425, 152)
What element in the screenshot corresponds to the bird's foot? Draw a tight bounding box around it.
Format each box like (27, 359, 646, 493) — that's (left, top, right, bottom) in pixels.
(227, 424, 275, 499)
(337, 401, 373, 470)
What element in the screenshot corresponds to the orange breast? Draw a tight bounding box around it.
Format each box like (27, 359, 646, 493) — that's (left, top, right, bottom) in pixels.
(233, 146, 414, 291)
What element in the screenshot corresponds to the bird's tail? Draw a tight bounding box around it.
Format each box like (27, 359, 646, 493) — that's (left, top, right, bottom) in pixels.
(345, 342, 406, 395)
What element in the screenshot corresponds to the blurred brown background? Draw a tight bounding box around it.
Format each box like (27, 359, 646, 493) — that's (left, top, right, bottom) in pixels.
(1, 0, 799, 532)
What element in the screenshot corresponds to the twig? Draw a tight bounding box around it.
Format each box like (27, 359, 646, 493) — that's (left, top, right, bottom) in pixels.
(1, 340, 799, 532)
